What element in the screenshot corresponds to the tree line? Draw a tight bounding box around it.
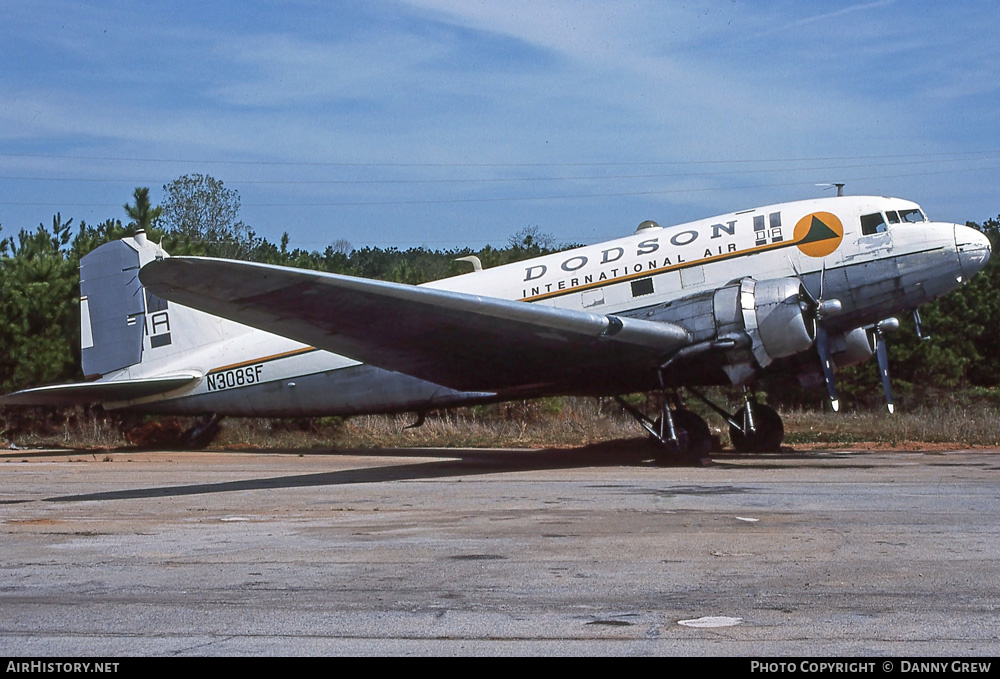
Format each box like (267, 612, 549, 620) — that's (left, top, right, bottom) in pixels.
(0, 176, 564, 395)
(0, 174, 996, 410)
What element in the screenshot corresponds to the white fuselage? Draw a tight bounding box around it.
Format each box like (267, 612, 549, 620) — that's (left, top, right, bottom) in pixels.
(107, 195, 988, 416)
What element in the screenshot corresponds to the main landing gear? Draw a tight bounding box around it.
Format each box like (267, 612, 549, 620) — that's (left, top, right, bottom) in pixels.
(614, 394, 713, 464)
(727, 400, 784, 454)
(615, 388, 785, 461)
(181, 413, 224, 449)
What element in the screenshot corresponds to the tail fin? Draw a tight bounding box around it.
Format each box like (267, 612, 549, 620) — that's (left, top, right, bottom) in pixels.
(1, 233, 250, 406)
(79, 237, 147, 377)
(79, 232, 250, 382)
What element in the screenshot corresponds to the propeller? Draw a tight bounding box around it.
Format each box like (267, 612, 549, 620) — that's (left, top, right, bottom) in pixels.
(913, 309, 931, 341)
(796, 262, 843, 412)
(791, 257, 901, 414)
(870, 317, 900, 414)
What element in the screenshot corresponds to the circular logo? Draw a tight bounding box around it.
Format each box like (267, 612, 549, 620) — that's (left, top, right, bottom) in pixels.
(794, 211, 844, 257)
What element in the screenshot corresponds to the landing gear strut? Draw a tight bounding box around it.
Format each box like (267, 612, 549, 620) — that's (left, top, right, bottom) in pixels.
(668, 409, 714, 457)
(617, 387, 785, 459)
(614, 394, 713, 463)
(728, 401, 783, 453)
(687, 388, 784, 454)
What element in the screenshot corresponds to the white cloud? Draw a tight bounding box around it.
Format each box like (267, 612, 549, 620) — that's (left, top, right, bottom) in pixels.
(0, 1, 997, 244)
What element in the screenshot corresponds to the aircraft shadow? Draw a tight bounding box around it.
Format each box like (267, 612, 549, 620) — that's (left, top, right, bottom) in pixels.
(42, 439, 702, 503)
(39, 440, 852, 503)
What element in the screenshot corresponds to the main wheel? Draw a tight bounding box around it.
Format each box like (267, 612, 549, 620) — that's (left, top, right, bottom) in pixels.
(649, 409, 712, 464)
(729, 403, 784, 453)
(671, 409, 713, 456)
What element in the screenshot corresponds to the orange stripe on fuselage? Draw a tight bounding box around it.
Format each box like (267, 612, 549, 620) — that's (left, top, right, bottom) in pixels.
(209, 346, 318, 374)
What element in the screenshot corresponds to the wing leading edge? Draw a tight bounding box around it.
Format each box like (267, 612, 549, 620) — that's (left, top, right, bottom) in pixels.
(140, 257, 692, 396)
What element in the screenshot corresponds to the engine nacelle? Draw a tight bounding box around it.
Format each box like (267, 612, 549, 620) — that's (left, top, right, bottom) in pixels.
(640, 275, 816, 385)
(832, 327, 876, 369)
(828, 318, 899, 369)
(739, 277, 815, 368)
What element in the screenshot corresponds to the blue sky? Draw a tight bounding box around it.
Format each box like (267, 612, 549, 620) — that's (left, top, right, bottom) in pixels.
(2, 0, 998, 251)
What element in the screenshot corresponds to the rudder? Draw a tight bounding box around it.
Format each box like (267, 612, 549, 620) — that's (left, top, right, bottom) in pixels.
(79, 231, 244, 380)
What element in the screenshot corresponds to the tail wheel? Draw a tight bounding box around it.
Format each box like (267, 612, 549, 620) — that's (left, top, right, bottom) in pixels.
(729, 403, 784, 453)
(182, 414, 223, 449)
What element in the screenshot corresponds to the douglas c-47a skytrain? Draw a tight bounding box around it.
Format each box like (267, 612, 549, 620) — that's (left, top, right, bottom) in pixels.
(2, 194, 992, 459)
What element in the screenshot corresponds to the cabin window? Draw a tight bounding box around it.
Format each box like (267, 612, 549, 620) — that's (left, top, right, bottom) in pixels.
(860, 213, 888, 235)
(631, 277, 654, 297)
(899, 208, 926, 223)
(753, 215, 766, 245)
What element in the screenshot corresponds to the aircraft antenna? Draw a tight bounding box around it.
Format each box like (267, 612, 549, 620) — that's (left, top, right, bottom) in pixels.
(816, 182, 845, 197)
(455, 255, 483, 272)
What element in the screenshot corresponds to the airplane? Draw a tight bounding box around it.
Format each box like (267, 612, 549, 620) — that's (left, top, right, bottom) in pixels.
(1, 194, 991, 460)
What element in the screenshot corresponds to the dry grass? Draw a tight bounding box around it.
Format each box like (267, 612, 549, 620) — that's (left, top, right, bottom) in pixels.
(782, 404, 1000, 447)
(162, 397, 1000, 450)
(214, 398, 639, 450)
(1, 407, 128, 449)
(4, 394, 999, 451)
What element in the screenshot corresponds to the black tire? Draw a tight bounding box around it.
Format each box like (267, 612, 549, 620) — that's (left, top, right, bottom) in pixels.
(671, 409, 713, 456)
(729, 403, 784, 453)
(649, 409, 714, 463)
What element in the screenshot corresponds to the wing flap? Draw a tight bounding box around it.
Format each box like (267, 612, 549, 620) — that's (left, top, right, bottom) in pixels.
(141, 258, 691, 394)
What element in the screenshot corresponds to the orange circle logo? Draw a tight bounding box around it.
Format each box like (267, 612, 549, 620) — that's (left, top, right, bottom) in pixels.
(794, 212, 844, 257)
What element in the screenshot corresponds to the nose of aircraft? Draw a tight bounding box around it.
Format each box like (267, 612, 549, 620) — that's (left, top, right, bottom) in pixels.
(955, 224, 992, 279)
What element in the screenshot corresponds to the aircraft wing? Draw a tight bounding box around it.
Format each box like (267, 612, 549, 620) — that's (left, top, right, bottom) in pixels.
(0, 373, 201, 407)
(140, 257, 692, 395)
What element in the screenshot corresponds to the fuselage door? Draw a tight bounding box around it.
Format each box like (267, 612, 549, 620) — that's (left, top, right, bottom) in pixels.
(845, 211, 901, 320)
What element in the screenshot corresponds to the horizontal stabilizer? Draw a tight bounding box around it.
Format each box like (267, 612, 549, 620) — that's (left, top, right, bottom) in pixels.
(0, 373, 201, 407)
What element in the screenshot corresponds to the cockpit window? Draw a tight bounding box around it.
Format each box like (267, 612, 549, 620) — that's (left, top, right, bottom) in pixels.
(899, 208, 926, 223)
(861, 212, 888, 235)
(861, 208, 926, 234)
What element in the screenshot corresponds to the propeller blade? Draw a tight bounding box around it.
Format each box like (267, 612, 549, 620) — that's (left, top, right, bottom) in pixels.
(815, 323, 839, 412)
(913, 309, 931, 341)
(873, 328, 895, 414)
(794, 258, 842, 412)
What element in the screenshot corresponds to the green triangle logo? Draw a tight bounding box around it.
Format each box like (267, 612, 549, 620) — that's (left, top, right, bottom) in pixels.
(800, 215, 839, 244)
